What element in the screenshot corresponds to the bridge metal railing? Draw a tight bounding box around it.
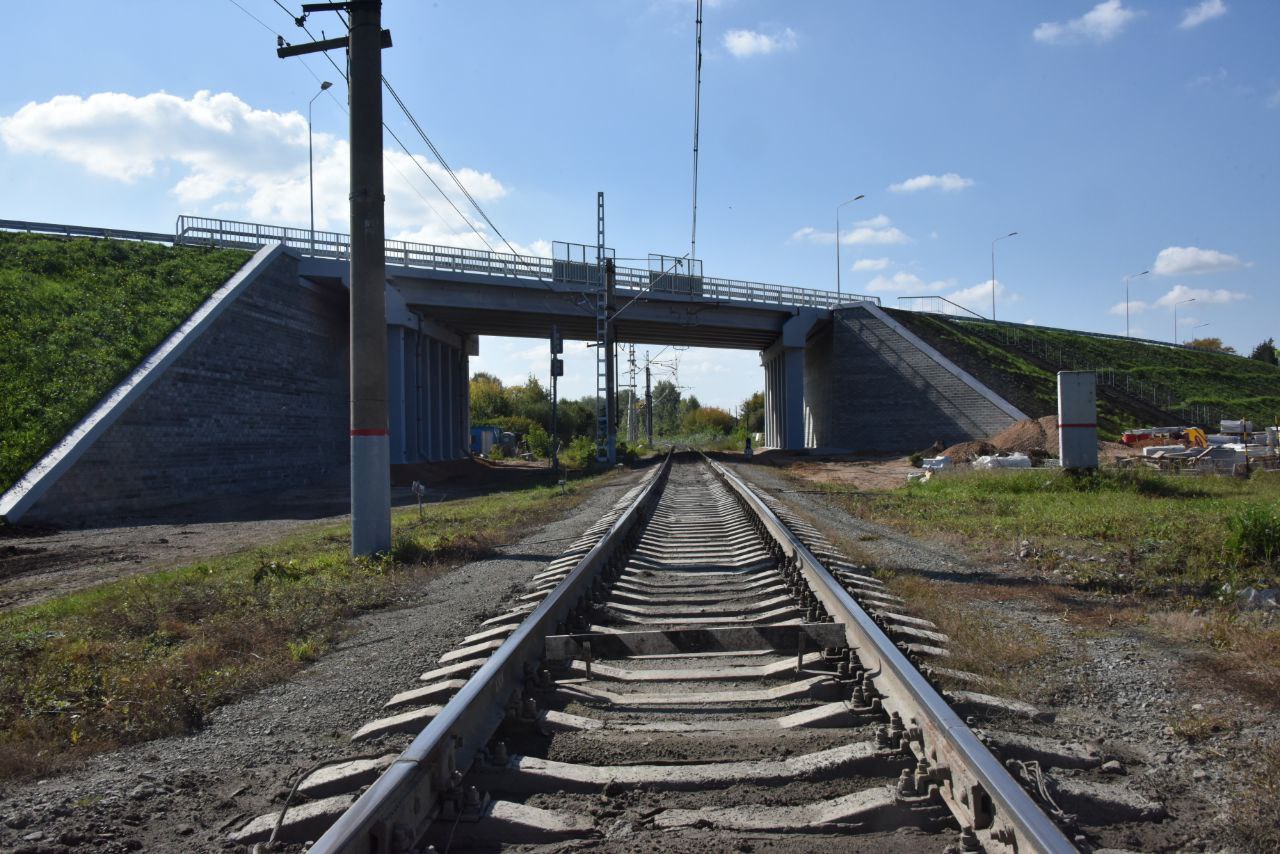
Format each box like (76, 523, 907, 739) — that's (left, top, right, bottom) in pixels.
(174, 215, 880, 310)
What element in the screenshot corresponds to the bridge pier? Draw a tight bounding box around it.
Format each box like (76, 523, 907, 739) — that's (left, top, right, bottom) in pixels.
(385, 288, 470, 464)
(761, 311, 821, 450)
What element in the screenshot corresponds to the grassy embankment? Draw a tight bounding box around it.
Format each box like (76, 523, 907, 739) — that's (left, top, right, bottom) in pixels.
(0, 233, 250, 495)
(813, 466, 1279, 699)
(888, 309, 1280, 434)
(834, 466, 1280, 848)
(0, 473, 611, 780)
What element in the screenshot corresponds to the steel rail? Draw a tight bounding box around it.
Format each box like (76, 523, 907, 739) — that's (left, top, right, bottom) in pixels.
(705, 456, 1077, 854)
(308, 454, 672, 854)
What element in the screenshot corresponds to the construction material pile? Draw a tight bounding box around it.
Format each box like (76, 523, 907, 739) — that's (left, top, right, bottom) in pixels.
(942, 415, 1060, 463)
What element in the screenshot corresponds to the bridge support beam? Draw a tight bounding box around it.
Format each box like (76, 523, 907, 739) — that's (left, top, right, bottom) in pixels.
(761, 311, 822, 451)
(385, 290, 469, 464)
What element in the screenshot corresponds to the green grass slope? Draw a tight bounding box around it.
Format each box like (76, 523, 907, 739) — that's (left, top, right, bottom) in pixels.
(0, 234, 250, 495)
(887, 309, 1280, 434)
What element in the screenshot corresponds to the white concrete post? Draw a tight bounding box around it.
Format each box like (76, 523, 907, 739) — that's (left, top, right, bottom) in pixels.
(1057, 371, 1099, 470)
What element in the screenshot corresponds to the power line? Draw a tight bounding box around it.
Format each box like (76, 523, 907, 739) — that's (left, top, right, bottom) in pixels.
(264, 1, 502, 252)
(318, 6, 518, 257)
(381, 77, 521, 257)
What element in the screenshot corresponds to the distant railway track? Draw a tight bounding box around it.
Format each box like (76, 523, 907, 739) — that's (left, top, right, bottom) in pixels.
(231, 453, 1083, 852)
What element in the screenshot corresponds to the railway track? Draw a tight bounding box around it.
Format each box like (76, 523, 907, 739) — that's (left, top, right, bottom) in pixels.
(231, 453, 1088, 852)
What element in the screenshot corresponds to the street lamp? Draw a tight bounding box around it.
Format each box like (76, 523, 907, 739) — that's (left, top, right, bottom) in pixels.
(991, 232, 1018, 321)
(1174, 298, 1196, 344)
(308, 80, 333, 254)
(835, 194, 865, 302)
(1123, 269, 1149, 338)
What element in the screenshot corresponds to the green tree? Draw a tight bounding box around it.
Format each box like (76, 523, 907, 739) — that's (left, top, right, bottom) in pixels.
(681, 405, 736, 435)
(651, 380, 681, 435)
(509, 375, 551, 426)
(1185, 337, 1237, 355)
(740, 391, 765, 433)
(470, 372, 509, 422)
(1249, 338, 1278, 366)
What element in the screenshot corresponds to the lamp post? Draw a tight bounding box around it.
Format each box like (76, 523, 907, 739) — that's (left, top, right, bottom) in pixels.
(990, 232, 1018, 321)
(1174, 298, 1196, 344)
(1123, 269, 1149, 337)
(309, 80, 333, 255)
(835, 194, 865, 302)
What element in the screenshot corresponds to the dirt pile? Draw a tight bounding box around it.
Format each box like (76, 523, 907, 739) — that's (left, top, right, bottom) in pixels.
(938, 440, 996, 463)
(942, 416, 1059, 462)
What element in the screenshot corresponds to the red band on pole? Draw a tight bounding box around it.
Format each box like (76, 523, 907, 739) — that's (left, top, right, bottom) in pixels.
(1058, 423, 1097, 429)
(349, 428, 390, 437)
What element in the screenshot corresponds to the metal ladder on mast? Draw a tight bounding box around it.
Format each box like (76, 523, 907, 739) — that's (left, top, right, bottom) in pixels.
(594, 192, 611, 464)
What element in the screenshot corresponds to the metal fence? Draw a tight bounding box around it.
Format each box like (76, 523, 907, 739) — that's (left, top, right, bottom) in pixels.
(174, 215, 880, 310)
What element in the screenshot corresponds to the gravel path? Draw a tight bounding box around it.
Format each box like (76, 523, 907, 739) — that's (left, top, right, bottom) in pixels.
(0, 469, 643, 854)
(728, 460, 1278, 853)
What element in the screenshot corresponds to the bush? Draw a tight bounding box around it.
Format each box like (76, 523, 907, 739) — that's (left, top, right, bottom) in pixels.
(526, 424, 551, 458)
(1226, 505, 1280, 566)
(563, 436, 597, 470)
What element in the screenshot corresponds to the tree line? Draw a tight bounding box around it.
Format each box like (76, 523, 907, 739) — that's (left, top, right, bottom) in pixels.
(470, 372, 766, 445)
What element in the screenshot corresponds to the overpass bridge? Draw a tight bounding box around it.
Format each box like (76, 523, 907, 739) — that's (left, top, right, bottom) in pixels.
(1, 216, 1025, 525)
(175, 215, 885, 455)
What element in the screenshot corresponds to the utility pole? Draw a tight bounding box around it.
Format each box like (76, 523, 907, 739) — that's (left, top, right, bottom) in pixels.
(626, 344, 637, 444)
(280, 1, 393, 556)
(645, 355, 653, 446)
(604, 258, 617, 466)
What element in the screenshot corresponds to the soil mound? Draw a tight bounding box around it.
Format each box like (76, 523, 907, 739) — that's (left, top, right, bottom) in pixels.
(940, 440, 996, 463)
(989, 415, 1059, 457)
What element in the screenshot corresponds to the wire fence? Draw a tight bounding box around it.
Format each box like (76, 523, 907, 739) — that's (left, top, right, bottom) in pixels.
(958, 320, 1230, 428)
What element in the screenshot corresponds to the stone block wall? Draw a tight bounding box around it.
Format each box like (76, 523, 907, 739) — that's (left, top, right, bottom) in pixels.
(23, 252, 349, 523)
(804, 305, 1020, 453)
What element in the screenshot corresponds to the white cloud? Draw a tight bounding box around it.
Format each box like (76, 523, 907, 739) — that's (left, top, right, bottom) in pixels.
(1152, 284, 1247, 308)
(790, 215, 909, 246)
(0, 89, 523, 253)
(723, 27, 797, 58)
(1189, 67, 1229, 88)
(945, 279, 1017, 314)
(1152, 245, 1248, 276)
(888, 172, 975, 193)
(1109, 299, 1149, 316)
(1033, 0, 1138, 44)
(851, 257, 891, 272)
(866, 271, 955, 294)
(1180, 0, 1226, 29)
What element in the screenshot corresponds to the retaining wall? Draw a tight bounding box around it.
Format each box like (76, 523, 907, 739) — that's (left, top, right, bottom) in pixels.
(11, 248, 349, 524)
(804, 304, 1025, 453)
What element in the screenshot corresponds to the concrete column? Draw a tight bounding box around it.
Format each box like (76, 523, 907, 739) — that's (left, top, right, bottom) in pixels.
(762, 310, 822, 451)
(404, 330, 419, 462)
(781, 347, 806, 449)
(442, 345, 454, 459)
(461, 351, 471, 456)
(419, 335, 430, 460)
(386, 327, 407, 464)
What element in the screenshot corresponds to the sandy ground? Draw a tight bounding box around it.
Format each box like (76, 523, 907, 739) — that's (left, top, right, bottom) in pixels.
(729, 460, 1277, 853)
(0, 459, 556, 612)
(745, 451, 918, 491)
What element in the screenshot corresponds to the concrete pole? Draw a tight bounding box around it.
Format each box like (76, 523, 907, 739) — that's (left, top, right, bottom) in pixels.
(348, 0, 391, 556)
(605, 259, 617, 465)
(644, 361, 652, 446)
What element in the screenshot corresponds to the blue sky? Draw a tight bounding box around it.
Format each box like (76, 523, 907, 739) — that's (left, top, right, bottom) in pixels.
(2, 0, 1277, 411)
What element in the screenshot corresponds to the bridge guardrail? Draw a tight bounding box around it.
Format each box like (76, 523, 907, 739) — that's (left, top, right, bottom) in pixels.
(174, 215, 880, 310)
